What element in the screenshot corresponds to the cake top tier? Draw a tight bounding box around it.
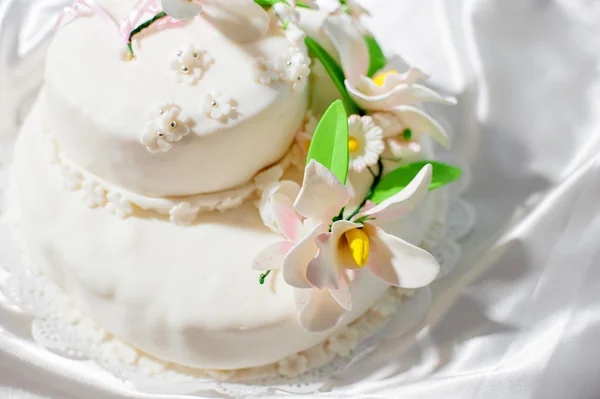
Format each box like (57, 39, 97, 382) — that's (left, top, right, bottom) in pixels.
(45, 0, 310, 197)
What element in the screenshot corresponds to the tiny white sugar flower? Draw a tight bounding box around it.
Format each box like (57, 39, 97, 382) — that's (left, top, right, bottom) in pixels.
(141, 104, 190, 153)
(278, 48, 311, 92)
(202, 92, 233, 121)
(253, 57, 279, 86)
(347, 115, 385, 173)
(61, 165, 83, 191)
(170, 45, 211, 85)
(106, 192, 133, 219)
(120, 40, 140, 62)
(278, 353, 308, 378)
(273, 2, 300, 24)
(81, 180, 106, 208)
(169, 202, 199, 225)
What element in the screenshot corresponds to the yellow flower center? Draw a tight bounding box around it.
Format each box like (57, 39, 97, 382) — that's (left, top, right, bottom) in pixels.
(348, 137, 360, 153)
(344, 228, 370, 268)
(372, 70, 398, 87)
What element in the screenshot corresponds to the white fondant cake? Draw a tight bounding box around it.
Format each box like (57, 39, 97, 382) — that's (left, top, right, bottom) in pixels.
(7, 0, 458, 380)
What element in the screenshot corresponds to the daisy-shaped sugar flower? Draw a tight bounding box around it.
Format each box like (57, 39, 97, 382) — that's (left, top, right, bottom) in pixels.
(202, 91, 233, 121)
(254, 160, 440, 332)
(347, 114, 385, 173)
(170, 45, 211, 84)
(141, 104, 191, 153)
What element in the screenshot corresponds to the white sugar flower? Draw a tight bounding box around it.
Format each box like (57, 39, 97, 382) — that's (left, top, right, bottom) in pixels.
(170, 45, 211, 85)
(141, 104, 190, 153)
(323, 15, 455, 112)
(202, 91, 233, 120)
(258, 180, 301, 234)
(169, 202, 199, 225)
(278, 48, 311, 92)
(347, 115, 385, 173)
(253, 57, 279, 86)
(61, 165, 83, 191)
(273, 2, 300, 24)
(106, 192, 133, 219)
(81, 180, 105, 208)
(278, 353, 308, 378)
(253, 160, 439, 332)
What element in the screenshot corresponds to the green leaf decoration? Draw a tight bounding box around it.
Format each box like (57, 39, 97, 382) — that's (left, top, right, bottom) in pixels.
(370, 161, 462, 204)
(304, 36, 362, 116)
(306, 100, 350, 184)
(365, 35, 387, 78)
(254, 0, 311, 8)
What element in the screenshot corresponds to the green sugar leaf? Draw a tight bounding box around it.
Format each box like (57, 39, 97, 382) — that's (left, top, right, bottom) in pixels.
(370, 161, 462, 204)
(365, 35, 386, 78)
(304, 36, 362, 116)
(306, 100, 350, 184)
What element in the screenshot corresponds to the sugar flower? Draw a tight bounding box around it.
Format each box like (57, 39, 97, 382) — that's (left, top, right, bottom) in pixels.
(323, 15, 455, 112)
(347, 114, 385, 172)
(161, 0, 203, 20)
(254, 160, 440, 331)
(141, 104, 191, 153)
(253, 57, 280, 86)
(170, 45, 211, 85)
(106, 192, 134, 219)
(202, 91, 233, 121)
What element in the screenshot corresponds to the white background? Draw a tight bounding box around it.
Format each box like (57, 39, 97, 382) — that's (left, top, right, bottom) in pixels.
(2, 0, 600, 398)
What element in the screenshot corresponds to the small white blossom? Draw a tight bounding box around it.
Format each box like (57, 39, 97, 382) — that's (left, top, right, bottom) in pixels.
(347, 114, 385, 172)
(278, 48, 311, 92)
(120, 40, 140, 62)
(61, 165, 83, 191)
(371, 293, 399, 317)
(278, 353, 308, 377)
(106, 192, 134, 219)
(102, 340, 138, 365)
(81, 180, 106, 208)
(170, 45, 211, 85)
(141, 104, 191, 153)
(169, 202, 199, 225)
(202, 91, 233, 121)
(327, 327, 360, 357)
(253, 57, 279, 86)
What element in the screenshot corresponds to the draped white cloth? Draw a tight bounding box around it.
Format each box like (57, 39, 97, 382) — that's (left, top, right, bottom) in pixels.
(2, 0, 600, 398)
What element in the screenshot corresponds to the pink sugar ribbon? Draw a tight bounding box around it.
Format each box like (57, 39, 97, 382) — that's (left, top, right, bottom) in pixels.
(55, 0, 184, 43)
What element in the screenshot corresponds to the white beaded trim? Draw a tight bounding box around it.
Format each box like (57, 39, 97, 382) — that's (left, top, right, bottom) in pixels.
(48, 134, 302, 222)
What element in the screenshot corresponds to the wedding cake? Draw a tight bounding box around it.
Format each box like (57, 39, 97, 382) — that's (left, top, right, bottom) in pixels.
(7, 0, 460, 381)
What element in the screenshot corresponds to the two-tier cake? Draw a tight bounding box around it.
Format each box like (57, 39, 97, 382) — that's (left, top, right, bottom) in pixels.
(7, 0, 460, 381)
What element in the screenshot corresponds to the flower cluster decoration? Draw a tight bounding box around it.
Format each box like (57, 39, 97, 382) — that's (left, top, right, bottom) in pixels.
(141, 103, 191, 153)
(170, 45, 212, 84)
(202, 92, 234, 121)
(253, 101, 461, 332)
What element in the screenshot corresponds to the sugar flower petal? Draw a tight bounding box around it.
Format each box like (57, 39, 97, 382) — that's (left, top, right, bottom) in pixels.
(294, 160, 351, 222)
(253, 241, 295, 271)
(272, 200, 304, 242)
(161, 0, 203, 20)
(306, 220, 361, 290)
(360, 164, 432, 221)
(364, 224, 439, 288)
(297, 288, 346, 332)
(282, 222, 329, 289)
(323, 14, 370, 87)
(346, 80, 457, 111)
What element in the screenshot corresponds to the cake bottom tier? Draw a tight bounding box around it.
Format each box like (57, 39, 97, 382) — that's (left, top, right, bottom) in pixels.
(7, 99, 440, 375)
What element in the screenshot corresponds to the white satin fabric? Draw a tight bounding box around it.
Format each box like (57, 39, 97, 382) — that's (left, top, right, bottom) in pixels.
(2, 0, 600, 398)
